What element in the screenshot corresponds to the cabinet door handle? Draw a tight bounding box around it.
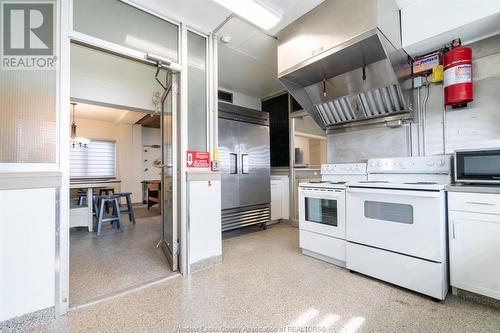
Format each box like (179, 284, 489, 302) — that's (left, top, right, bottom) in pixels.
(241, 154, 249, 174)
(230, 153, 238, 174)
(466, 201, 496, 206)
(452, 221, 456, 239)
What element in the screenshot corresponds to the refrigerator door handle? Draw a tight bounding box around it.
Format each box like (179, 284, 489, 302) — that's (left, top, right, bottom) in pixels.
(241, 154, 249, 174)
(230, 153, 238, 174)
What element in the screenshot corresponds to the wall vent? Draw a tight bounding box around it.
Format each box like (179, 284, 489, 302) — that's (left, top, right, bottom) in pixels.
(314, 84, 406, 127)
(218, 90, 233, 103)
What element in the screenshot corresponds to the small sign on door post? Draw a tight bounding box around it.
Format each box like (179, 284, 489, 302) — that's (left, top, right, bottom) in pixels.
(186, 151, 210, 168)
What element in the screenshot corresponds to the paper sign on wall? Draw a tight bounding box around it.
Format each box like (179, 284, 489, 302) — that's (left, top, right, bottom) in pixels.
(186, 151, 210, 168)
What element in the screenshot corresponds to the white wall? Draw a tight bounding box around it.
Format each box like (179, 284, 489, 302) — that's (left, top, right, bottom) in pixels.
(401, 1, 500, 55)
(142, 127, 162, 181)
(0, 189, 55, 322)
(118, 124, 143, 203)
(219, 87, 262, 110)
(72, 118, 144, 203)
(71, 43, 164, 111)
(294, 135, 311, 166)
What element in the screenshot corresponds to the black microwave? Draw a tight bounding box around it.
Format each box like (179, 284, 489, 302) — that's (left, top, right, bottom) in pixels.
(455, 149, 500, 184)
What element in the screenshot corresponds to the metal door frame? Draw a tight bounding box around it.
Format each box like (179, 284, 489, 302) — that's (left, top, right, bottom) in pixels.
(158, 70, 179, 271)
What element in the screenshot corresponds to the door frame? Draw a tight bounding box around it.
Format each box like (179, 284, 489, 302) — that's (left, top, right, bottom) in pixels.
(57, 0, 217, 315)
(59, 40, 183, 313)
(159, 70, 179, 272)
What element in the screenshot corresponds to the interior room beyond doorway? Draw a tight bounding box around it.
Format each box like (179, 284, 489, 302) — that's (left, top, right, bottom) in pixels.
(68, 102, 176, 306)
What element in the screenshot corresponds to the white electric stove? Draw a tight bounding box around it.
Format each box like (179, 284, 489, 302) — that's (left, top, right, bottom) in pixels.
(346, 155, 452, 300)
(298, 163, 367, 267)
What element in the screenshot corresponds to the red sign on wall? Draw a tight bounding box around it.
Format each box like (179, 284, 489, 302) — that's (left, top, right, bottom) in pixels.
(186, 151, 210, 168)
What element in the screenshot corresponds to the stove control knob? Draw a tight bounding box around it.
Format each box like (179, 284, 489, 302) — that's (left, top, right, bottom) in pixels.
(426, 160, 435, 166)
(377, 162, 383, 167)
(437, 159, 445, 166)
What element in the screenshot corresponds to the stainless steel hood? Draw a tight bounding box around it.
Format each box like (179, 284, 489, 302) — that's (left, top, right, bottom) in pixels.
(277, 0, 411, 130)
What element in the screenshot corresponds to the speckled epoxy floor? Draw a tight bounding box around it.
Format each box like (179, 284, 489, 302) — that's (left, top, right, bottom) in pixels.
(19, 223, 500, 332)
(69, 206, 175, 306)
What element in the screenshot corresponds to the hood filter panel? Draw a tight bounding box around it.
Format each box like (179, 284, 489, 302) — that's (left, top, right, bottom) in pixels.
(315, 84, 406, 127)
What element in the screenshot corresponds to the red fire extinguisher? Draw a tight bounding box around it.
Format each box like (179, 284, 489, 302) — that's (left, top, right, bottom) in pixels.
(444, 39, 473, 107)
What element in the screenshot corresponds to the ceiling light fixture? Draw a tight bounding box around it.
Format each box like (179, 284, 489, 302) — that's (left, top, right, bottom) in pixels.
(220, 35, 232, 44)
(70, 103, 90, 149)
(213, 0, 281, 30)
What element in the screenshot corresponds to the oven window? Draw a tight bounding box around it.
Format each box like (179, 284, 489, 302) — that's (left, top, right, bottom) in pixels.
(364, 201, 413, 224)
(305, 198, 338, 226)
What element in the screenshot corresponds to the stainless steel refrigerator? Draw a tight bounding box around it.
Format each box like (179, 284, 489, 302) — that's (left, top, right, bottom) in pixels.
(218, 102, 271, 231)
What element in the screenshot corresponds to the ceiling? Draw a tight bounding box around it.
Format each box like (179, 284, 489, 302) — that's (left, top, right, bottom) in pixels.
(136, 114, 161, 128)
(73, 103, 147, 124)
(395, 0, 418, 9)
(133, 0, 324, 100)
(130, 0, 413, 101)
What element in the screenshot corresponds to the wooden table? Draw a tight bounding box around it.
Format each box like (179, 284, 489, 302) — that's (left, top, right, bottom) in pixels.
(70, 179, 121, 231)
(141, 180, 161, 210)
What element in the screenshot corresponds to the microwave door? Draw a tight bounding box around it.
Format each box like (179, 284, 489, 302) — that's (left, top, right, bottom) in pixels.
(456, 149, 500, 183)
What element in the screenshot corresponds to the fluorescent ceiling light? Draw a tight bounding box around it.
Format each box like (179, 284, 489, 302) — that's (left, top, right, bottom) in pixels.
(213, 0, 281, 30)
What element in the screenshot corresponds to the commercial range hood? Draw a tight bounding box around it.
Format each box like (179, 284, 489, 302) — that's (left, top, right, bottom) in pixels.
(277, 0, 411, 130)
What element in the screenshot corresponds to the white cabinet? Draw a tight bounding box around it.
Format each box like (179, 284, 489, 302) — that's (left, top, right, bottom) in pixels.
(270, 176, 289, 222)
(271, 180, 282, 221)
(187, 173, 222, 267)
(401, 1, 500, 56)
(448, 192, 500, 300)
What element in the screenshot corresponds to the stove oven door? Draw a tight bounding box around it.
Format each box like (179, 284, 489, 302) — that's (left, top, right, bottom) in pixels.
(346, 187, 446, 262)
(299, 187, 346, 239)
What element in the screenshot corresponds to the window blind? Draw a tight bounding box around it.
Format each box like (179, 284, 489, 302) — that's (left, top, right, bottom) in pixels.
(70, 140, 116, 178)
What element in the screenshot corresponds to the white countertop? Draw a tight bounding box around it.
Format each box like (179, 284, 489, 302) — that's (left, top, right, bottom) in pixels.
(447, 184, 500, 194)
(69, 179, 121, 188)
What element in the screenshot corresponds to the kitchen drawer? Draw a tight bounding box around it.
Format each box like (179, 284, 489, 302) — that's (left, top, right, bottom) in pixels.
(299, 229, 346, 264)
(448, 192, 500, 215)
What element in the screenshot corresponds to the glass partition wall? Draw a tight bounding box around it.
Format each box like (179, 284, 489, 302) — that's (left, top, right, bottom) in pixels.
(72, 0, 179, 63)
(64, 0, 213, 311)
(187, 31, 208, 151)
(0, 71, 57, 164)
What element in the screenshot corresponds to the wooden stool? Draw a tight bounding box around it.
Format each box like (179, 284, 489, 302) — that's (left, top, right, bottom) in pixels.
(99, 188, 114, 213)
(77, 191, 96, 206)
(95, 195, 122, 236)
(115, 192, 136, 224)
(99, 188, 114, 196)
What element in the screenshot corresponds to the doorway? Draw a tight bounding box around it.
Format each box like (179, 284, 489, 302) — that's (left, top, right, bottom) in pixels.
(68, 43, 179, 307)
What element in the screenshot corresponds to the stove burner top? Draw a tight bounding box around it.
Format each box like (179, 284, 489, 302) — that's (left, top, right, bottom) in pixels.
(309, 180, 329, 184)
(329, 181, 347, 185)
(403, 182, 438, 185)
